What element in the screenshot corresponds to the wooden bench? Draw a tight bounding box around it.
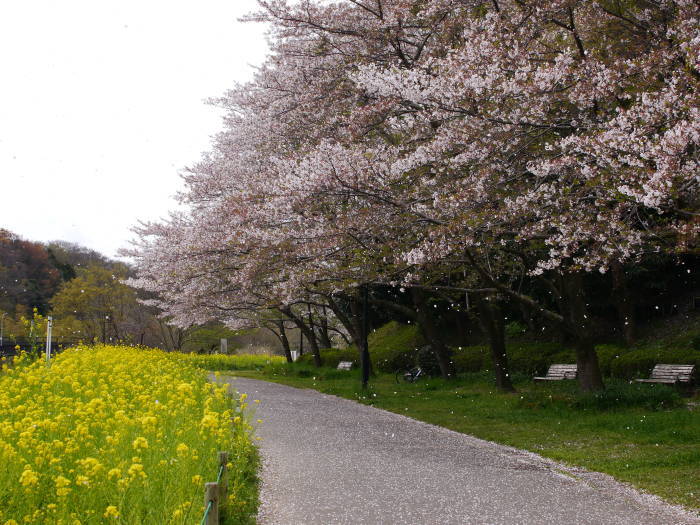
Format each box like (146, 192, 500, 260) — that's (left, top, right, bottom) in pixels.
(534, 364, 577, 381)
(337, 361, 354, 371)
(635, 364, 696, 386)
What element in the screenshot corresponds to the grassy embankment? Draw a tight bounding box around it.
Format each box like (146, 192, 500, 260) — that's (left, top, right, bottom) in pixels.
(226, 320, 700, 512)
(0, 345, 260, 524)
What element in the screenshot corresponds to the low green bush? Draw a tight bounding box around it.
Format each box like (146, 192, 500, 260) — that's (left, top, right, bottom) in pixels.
(451, 342, 568, 376)
(609, 347, 700, 379)
(296, 347, 359, 368)
(368, 321, 424, 372)
(294, 322, 422, 372)
(451, 346, 488, 373)
(451, 342, 700, 380)
(293, 321, 700, 382)
(595, 344, 631, 376)
(506, 342, 567, 375)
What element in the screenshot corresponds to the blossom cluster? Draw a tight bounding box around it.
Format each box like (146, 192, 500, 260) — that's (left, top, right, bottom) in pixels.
(125, 0, 699, 331)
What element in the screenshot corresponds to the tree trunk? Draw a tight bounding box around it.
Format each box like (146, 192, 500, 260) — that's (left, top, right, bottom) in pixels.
(327, 294, 361, 349)
(349, 292, 374, 376)
(281, 307, 321, 367)
(318, 312, 333, 349)
(268, 320, 293, 363)
(411, 288, 455, 379)
(564, 273, 605, 392)
(476, 296, 515, 393)
(611, 262, 635, 345)
(277, 321, 293, 363)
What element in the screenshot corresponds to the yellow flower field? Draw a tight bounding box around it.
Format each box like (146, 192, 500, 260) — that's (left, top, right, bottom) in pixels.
(0, 345, 258, 524)
(174, 352, 286, 372)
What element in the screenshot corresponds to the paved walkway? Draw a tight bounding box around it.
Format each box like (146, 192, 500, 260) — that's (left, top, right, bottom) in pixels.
(215, 376, 700, 525)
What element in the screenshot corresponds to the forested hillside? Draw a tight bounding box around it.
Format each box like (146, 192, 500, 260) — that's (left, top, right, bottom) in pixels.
(0, 229, 236, 351)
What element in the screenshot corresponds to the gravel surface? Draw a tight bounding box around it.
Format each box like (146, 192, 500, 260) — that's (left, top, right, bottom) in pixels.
(215, 376, 700, 525)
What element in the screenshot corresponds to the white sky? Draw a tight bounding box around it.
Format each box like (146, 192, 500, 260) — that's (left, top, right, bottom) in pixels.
(0, 0, 269, 258)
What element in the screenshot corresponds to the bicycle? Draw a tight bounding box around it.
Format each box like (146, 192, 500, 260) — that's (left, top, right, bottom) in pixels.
(395, 366, 424, 384)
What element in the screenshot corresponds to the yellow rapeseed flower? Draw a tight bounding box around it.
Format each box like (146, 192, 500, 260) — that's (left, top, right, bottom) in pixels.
(55, 475, 71, 497)
(132, 437, 148, 450)
(103, 506, 119, 519)
(19, 466, 38, 487)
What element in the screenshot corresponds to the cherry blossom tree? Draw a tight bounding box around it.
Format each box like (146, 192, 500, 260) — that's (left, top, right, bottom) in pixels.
(127, 0, 699, 391)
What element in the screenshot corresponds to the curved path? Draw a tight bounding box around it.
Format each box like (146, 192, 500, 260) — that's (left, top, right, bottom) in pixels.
(216, 376, 699, 525)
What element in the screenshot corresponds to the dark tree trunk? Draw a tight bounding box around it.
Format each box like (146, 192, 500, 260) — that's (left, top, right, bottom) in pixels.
(611, 262, 635, 345)
(349, 292, 374, 376)
(411, 288, 455, 379)
(269, 320, 293, 363)
(564, 273, 605, 392)
(327, 294, 362, 349)
(299, 321, 321, 366)
(281, 307, 322, 367)
(476, 296, 515, 393)
(318, 313, 333, 349)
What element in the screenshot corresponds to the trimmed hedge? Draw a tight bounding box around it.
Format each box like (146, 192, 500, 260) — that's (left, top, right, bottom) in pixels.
(607, 347, 700, 379)
(298, 320, 700, 382)
(450, 342, 700, 380)
(296, 347, 359, 368)
(369, 321, 425, 372)
(297, 321, 423, 372)
(451, 342, 567, 376)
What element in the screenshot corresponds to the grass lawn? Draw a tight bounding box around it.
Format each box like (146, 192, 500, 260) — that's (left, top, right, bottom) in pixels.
(229, 363, 699, 512)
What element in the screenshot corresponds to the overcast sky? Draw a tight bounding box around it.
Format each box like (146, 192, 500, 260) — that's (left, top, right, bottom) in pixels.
(0, 0, 268, 258)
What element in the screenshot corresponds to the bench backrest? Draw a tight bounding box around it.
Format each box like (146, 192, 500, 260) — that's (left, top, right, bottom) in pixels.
(546, 364, 578, 379)
(337, 361, 353, 370)
(649, 364, 696, 383)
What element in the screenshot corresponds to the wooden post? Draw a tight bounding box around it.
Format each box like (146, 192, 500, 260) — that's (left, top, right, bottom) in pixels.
(218, 451, 229, 504)
(204, 482, 219, 525)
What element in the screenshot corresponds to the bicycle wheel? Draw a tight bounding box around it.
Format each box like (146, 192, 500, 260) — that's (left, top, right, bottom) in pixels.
(405, 367, 422, 383)
(396, 367, 420, 383)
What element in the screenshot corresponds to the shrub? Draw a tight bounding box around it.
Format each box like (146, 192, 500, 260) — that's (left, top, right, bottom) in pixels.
(548, 349, 577, 365)
(691, 334, 700, 351)
(321, 348, 359, 368)
(301, 322, 423, 372)
(595, 344, 632, 377)
(296, 348, 359, 368)
(368, 321, 424, 372)
(609, 347, 700, 379)
(451, 346, 488, 373)
(506, 342, 567, 375)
